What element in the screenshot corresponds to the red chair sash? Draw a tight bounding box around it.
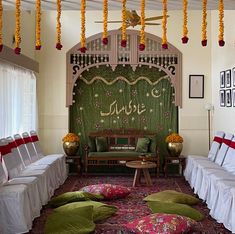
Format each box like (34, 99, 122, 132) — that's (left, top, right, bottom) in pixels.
(23, 137, 32, 144)
(223, 138, 232, 146)
(230, 141, 235, 149)
(15, 138, 25, 146)
(213, 136, 223, 144)
(31, 135, 39, 142)
(0, 144, 11, 156)
(8, 141, 17, 149)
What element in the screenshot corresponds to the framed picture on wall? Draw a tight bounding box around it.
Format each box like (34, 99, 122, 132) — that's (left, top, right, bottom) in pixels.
(220, 90, 225, 107)
(225, 69, 231, 88)
(189, 75, 204, 98)
(220, 71, 225, 88)
(225, 89, 232, 107)
(233, 89, 235, 107)
(233, 67, 235, 87)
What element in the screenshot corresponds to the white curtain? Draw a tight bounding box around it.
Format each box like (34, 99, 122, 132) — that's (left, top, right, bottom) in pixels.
(0, 61, 37, 138)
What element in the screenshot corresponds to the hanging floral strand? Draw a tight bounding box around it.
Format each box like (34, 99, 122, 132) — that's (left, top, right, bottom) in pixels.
(162, 0, 168, 49)
(218, 0, 225, 46)
(121, 0, 127, 47)
(139, 0, 145, 51)
(102, 0, 108, 45)
(56, 0, 62, 50)
(15, 0, 21, 54)
(201, 0, 207, 46)
(35, 0, 41, 50)
(182, 0, 189, 44)
(0, 0, 3, 52)
(80, 0, 87, 53)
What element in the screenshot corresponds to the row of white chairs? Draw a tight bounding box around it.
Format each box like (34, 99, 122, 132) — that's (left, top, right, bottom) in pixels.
(184, 131, 235, 233)
(0, 131, 67, 234)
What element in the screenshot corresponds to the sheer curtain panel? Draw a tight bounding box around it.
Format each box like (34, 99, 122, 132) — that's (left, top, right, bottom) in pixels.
(0, 61, 37, 138)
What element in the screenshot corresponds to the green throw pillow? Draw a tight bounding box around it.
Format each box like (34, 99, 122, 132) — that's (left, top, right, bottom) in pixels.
(144, 190, 199, 205)
(45, 205, 95, 234)
(135, 138, 150, 153)
(147, 201, 204, 221)
(88, 136, 96, 152)
(48, 191, 104, 208)
(55, 200, 118, 222)
(148, 136, 157, 153)
(96, 137, 108, 152)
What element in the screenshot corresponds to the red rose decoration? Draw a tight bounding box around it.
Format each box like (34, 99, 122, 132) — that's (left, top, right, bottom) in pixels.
(14, 47, 21, 55)
(56, 43, 63, 50)
(219, 40, 225, 47)
(0, 44, 3, 52)
(181, 36, 189, 44)
(79, 47, 87, 53)
(139, 43, 145, 51)
(162, 43, 168, 49)
(201, 40, 207, 46)
(102, 37, 108, 45)
(35, 45, 41, 50)
(121, 39, 127, 47)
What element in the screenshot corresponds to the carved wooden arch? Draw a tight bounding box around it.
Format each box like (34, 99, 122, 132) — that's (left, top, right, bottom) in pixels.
(66, 29, 182, 107)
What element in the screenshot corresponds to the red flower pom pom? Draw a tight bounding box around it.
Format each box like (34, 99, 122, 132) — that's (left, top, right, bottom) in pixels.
(0, 44, 3, 52)
(79, 47, 87, 53)
(162, 43, 168, 49)
(201, 40, 207, 46)
(102, 37, 108, 45)
(219, 40, 225, 47)
(181, 36, 189, 44)
(56, 43, 63, 50)
(35, 45, 41, 50)
(14, 47, 21, 54)
(139, 43, 145, 51)
(121, 39, 127, 47)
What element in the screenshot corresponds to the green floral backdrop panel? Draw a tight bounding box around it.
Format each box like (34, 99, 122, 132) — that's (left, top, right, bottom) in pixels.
(70, 65, 178, 167)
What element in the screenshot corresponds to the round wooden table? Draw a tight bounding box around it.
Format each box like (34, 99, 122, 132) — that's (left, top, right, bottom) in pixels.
(126, 160, 156, 187)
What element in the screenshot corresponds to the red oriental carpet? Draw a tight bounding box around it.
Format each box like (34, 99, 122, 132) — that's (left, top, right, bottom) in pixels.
(29, 175, 231, 234)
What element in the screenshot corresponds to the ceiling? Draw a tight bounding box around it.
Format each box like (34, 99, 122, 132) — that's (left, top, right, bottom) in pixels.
(2, 0, 235, 11)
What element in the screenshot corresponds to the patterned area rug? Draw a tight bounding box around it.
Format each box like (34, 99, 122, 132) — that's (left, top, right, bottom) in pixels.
(29, 175, 231, 234)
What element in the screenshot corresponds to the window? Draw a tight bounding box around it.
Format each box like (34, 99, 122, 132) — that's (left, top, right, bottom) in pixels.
(0, 61, 37, 138)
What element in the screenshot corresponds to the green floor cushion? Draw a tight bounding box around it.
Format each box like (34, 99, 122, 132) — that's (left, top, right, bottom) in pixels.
(45, 205, 95, 234)
(55, 201, 118, 223)
(147, 201, 204, 221)
(48, 191, 104, 208)
(144, 190, 199, 205)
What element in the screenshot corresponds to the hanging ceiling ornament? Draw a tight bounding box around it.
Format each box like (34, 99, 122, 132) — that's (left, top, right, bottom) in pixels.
(56, 0, 62, 50)
(162, 0, 168, 49)
(121, 0, 127, 47)
(35, 0, 41, 50)
(80, 0, 87, 53)
(201, 0, 207, 46)
(15, 0, 21, 54)
(182, 0, 189, 44)
(139, 0, 145, 51)
(0, 0, 3, 52)
(102, 0, 108, 45)
(218, 0, 225, 46)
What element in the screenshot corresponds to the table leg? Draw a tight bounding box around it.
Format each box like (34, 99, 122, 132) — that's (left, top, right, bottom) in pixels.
(143, 169, 153, 186)
(133, 169, 141, 187)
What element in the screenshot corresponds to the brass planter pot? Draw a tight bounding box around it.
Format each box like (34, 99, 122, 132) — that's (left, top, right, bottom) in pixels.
(167, 142, 183, 157)
(63, 141, 79, 156)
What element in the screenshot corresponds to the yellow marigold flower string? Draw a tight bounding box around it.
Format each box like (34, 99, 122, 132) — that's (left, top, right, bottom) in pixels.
(56, 0, 62, 50)
(139, 0, 145, 51)
(218, 0, 225, 46)
(121, 0, 127, 47)
(201, 0, 207, 46)
(162, 0, 168, 49)
(35, 0, 41, 50)
(102, 0, 108, 45)
(15, 0, 21, 54)
(0, 0, 3, 52)
(80, 0, 87, 53)
(182, 0, 189, 44)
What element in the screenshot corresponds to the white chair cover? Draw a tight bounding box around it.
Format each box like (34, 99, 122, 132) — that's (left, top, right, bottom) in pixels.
(222, 138, 235, 173)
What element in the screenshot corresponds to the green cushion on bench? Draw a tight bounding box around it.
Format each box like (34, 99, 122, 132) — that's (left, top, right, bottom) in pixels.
(88, 151, 155, 157)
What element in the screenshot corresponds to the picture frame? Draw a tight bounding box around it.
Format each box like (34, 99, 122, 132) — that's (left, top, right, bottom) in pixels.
(189, 75, 204, 98)
(233, 67, 235, 87)
(225, 69, 231, 88)
(233, 89, 235, 107)
(220, 90, 225, 107)
(225, 89, 232, 107)
(220, 71, 225, 88)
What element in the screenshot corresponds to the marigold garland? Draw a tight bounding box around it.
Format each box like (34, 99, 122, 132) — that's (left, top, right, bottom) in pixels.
(121, 0, 127, 47)
(139, 0, 145, 51)
(102, 0, 108, 45)
(162, 0, 168, 49)
(182, 0, 189, 44)
(218, 0, 225, 46)
(56, 0, 62, 50)
(0, 0, 3, 52)
(80, 0, 87, 53)
(35, 0, 41, 50)
(201, 0, 207, 46)
(15, 0, 21, 54)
